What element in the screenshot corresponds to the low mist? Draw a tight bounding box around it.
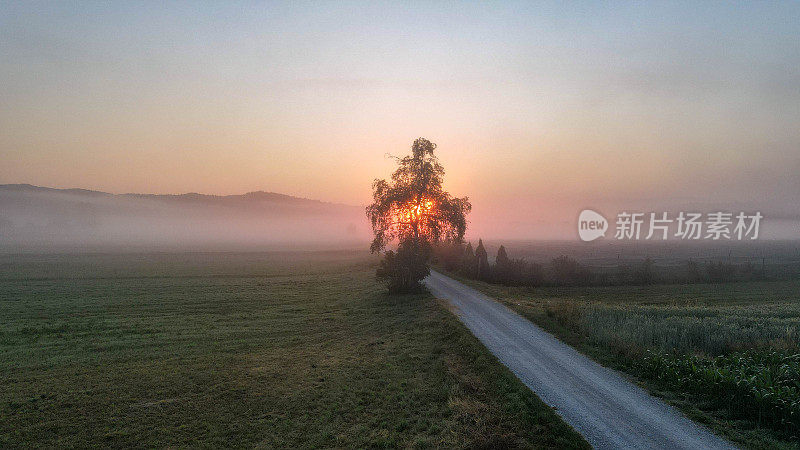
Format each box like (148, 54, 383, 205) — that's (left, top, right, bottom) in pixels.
(0, 185, 371, 252)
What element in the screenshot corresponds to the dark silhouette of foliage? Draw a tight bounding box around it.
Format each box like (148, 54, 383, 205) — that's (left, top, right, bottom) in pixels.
(461, 241, 477, 278)
(375, 239, 430, 293)
(493, 245, 513, 284)
(520, 259, 545, 286)
(549, 255, 591, 286)
(633, 258, 656, 285)
(434, 242, 773, 288)
(367, 138, 471, 293)
(475, 239, 490, 281)
(494, 245, 544, 287)
(495, 245, 510, 267)
(434, 241, 464, 272)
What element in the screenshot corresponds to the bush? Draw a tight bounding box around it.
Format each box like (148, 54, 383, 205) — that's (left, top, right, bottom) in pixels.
(376, 240, 430, 293)
(434, 242, 465, 272)
(475, 239, 491, 281)
(460, 242, 477, 279)
(549, 256, 591, 286)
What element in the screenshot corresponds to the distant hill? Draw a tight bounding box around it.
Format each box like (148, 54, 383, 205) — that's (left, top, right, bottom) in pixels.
(1, 183, 350, 207)
(0, 184, 368, 251)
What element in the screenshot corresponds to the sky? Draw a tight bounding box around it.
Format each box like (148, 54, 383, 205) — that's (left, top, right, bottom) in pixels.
(2, 1, 799, 238)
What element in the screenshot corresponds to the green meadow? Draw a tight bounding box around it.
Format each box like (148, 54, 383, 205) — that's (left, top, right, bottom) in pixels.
(0, 252, 586, 448)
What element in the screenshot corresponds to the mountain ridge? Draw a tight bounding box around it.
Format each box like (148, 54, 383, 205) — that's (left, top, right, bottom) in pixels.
(0, 184, 360, 208)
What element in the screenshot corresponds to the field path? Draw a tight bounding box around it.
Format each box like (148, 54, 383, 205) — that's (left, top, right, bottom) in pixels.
(424, 270, 735, 450)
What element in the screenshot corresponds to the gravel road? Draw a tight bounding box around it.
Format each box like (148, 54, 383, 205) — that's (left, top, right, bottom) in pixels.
(424, 270, 736, 449)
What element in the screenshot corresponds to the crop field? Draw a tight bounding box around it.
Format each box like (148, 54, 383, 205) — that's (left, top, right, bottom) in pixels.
(0, 251, 586, 448)
(455, 276, 800, 448)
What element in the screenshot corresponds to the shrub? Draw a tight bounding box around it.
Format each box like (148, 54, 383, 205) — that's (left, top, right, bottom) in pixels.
(549, 256, 591, 286)
(376, 240, 430, 293)
(475, 239, 490, 281)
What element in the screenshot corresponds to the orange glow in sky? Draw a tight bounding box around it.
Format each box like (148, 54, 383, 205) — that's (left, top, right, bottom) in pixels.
(2, 3, 799, 239)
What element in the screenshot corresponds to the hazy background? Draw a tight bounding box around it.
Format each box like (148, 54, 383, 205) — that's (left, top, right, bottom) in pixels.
(2, 1, 799, 243)
(0, 184, 368, 251)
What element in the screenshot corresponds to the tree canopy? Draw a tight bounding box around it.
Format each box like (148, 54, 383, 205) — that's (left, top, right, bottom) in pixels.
(366, 138, 471, 292)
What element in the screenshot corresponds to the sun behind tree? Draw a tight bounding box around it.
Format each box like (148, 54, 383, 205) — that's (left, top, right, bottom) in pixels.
(366, 138, 471, 293)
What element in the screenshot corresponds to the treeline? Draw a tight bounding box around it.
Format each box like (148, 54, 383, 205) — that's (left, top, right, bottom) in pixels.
(433, 240, 772, 287)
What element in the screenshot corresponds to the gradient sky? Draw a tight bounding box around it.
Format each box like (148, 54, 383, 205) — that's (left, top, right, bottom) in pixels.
(2, 2, 799, 237)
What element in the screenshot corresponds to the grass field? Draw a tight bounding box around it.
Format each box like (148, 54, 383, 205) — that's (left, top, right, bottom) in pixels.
(450, 274, 800, 448)
(0, 251, 587, 448)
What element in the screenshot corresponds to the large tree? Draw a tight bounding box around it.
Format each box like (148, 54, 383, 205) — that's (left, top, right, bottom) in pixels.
(367, 138, 471, 292)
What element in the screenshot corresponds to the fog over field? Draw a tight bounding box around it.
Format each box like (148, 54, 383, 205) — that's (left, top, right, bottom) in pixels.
(2, 183, 798, 252)
(0, 184, 370, 252)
